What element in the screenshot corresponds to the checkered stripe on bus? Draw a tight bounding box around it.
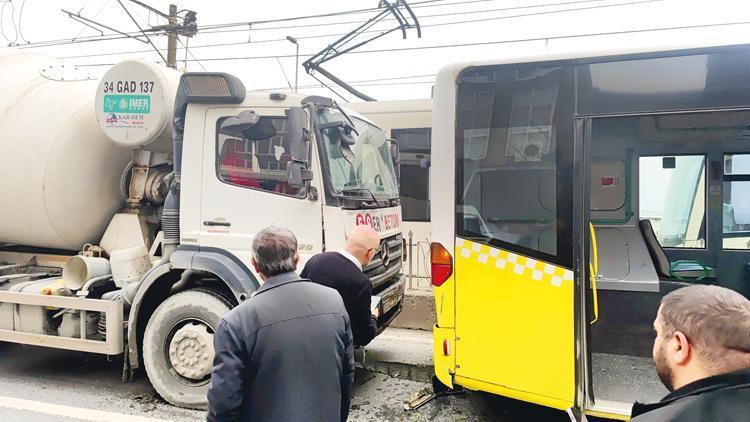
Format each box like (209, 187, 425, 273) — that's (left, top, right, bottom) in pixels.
(455, 238, 574, 287)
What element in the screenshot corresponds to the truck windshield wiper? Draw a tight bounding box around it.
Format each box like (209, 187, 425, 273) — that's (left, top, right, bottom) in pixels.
(340, 187, 379, 204)
(333, 101, 357, 134)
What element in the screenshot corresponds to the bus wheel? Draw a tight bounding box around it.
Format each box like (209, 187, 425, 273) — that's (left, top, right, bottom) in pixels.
(143, 288, 232, 410)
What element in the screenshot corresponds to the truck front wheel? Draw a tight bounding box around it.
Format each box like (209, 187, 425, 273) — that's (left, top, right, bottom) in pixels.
(143, 288, 232, 409)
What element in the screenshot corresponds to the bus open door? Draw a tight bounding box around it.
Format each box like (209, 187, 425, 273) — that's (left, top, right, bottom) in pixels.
(431, 63, 581, 412)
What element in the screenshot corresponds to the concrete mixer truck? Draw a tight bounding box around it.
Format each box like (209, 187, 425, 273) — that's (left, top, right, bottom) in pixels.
(0, 49, 406, 409)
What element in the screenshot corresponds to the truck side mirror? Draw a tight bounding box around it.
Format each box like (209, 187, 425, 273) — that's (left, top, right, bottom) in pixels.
(287, 107, 309, 164)
(389, 138, 401, 187)
(287, 162, 313, 190)
(286, 107, 313, 189)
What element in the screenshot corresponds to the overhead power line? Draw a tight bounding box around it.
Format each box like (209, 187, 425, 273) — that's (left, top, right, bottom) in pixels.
(419, 0, 661, 29)
(17, 0, 616, 49)
(196, 0, 609, 31)
(116, 0, 167, 62)
(56, 30, 373, 59)
(54, 0, 655, 59)
(192, 0, 621, 35)
(17, 0, 28, 43)
(72, 19, 750, 67)
(177, 37, 206, 71)
(195, 0, 466, 30)
(1, 0, 18, 44)
(256, 73, 436, 92)
(71, 0, 113, 41)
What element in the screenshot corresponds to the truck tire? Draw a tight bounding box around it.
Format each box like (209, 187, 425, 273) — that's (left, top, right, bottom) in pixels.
(143, 288, 232, 410)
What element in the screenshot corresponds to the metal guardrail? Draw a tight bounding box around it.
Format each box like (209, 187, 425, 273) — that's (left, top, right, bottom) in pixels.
(406, 231, 432, 292)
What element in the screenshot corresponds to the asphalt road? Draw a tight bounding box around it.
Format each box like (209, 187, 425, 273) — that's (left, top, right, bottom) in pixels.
(0, 330, 570, 421)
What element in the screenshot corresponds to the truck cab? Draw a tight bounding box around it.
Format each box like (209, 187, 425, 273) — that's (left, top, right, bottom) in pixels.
(183, 91, 404, 286)
(0, 56, 405, 410)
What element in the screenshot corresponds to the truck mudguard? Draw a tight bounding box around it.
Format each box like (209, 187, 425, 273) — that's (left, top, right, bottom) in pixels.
(126, 246, 259, 369)
(169, 246, 260, 300)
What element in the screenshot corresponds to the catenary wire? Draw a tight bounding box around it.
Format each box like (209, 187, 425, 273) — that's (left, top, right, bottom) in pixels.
(191, 0, 625, 35)
(1, 0, 18, 44)
(195, 0, 609, 31)
(70, 19, 750, 67)
(52, 0, 654, 59)
(177, 36, 207, 71)
(255, 74, 436, 91)
(16, 0, 617, 49)
(17, 0, 27, 43)
(71, 0, 113, 41)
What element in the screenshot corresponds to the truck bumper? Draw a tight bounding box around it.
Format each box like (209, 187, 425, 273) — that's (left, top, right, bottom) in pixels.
(374, 274, 406, 334)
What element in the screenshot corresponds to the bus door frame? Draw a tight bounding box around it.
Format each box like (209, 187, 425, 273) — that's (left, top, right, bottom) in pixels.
(574, 117, 594, 415)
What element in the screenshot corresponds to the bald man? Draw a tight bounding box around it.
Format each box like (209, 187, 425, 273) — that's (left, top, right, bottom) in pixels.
(301, 225, 380, 346)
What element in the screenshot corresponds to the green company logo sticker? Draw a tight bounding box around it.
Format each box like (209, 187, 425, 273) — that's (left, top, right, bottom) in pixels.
(103, 95, 151, 113)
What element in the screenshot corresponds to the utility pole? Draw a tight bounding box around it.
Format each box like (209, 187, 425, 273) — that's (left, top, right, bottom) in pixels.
(111, 1, 196, 67)
(67, 1, 197, 69)
(167, 4, 177, 69)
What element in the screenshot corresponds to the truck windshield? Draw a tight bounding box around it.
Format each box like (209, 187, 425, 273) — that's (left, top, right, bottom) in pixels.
(319, 110, 399, 199)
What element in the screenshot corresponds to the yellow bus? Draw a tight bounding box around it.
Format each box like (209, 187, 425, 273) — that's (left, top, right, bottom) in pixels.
(429, 41, 750, 420)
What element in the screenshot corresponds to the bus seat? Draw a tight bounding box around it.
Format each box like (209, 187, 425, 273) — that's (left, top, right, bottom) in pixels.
(638, 219, 714, 281)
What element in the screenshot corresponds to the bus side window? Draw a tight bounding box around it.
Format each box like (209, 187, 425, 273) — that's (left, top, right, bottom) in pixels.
(392, 127, 431, 222)
(638, 155, 706, 249)
(723, 154, 750, 250)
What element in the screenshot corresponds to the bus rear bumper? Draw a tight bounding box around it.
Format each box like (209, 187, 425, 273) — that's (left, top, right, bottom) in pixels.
(433, 324, 455, 388)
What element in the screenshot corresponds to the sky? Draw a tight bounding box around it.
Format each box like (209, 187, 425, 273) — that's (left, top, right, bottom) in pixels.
(2, 0, 750, 101)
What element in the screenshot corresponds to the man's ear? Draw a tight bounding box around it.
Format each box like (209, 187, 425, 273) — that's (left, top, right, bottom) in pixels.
(293, 254, 300, 269)
(672, 331, 692, 365)
(251, 257, 261, 274)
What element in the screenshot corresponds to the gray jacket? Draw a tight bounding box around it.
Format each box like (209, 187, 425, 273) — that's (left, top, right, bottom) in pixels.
(631, 368, 750, 422)
(207, 272, 355, 422)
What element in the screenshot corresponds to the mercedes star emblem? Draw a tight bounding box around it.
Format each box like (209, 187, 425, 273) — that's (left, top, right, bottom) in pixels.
(380, 240, 390, 267)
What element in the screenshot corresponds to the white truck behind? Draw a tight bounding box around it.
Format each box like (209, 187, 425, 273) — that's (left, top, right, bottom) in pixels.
(0, 49, 406, 409)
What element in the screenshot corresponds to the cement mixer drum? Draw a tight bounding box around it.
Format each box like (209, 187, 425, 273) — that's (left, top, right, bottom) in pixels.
(0, 50, 132, 250)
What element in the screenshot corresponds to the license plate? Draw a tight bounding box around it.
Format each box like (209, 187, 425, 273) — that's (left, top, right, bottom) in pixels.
(381, 290, 402, 314)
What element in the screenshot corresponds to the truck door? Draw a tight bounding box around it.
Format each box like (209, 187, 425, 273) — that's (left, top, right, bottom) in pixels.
(198, 107, 324, 265)
(451, 64, 577, 410)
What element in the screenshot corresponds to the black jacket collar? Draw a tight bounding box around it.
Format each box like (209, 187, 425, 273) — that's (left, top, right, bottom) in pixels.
(632, 368, 750, 417)
(253, 272, 307, 296)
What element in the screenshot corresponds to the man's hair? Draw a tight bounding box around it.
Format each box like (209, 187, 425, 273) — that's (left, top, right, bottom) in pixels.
(660, 285, 750, 371)
(251, 226, 298, 276)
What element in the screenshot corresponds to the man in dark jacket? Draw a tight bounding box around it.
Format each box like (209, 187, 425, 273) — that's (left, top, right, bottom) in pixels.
(207, 226, 354, 422)
(631, 285, 750, 421)
(301, 225, 380, 347)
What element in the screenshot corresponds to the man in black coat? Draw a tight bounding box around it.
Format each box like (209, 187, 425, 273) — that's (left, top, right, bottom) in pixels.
(631, 285, 750, 421)
(301, 225, 380, 347)
(207, 226, 354, 422)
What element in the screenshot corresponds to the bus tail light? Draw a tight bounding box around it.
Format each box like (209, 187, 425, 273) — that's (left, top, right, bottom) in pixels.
(431, 242, 453, 287)
(442, 339, 451, 356)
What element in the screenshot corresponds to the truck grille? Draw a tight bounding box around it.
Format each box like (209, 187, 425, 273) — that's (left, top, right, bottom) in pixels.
(364, 233, 403, 289)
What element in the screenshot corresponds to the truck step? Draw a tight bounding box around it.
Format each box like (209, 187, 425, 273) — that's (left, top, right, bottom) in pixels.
(0, 272, 52, 285)
(0, 263, 31, 272)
